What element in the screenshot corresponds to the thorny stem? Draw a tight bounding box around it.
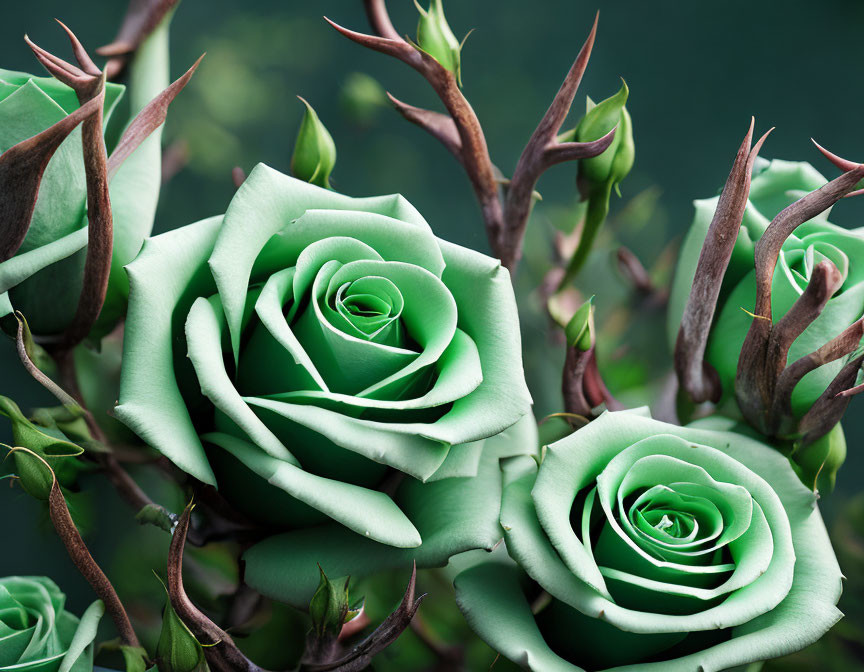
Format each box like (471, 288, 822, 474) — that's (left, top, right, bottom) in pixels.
(48, 476, 141, 648)
(332, 4, 613, 273)
(26, 25, 113, 350)
(168, 504, 268, 672)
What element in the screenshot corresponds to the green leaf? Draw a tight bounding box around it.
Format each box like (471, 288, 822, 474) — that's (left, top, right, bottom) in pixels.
(291, 97, 336, 188)
(120, 645, 150, 672)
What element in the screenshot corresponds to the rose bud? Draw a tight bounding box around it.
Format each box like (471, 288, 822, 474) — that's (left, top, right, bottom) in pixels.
(291, 97, 337, 189)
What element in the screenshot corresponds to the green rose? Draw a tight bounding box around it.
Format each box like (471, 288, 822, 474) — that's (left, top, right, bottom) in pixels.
(455, 410, 842, 671)
(668, 158, 864, 417)
(0, 15, 172, 336)
(116, 164, 533, 552)
(0, 576, 103, 672)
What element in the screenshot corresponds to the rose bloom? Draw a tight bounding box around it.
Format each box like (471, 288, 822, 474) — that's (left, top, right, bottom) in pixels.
(668, 158, 864, 417)
(0, 576, 102, 672)
(455, 410, 842, 671)
(117, 164, 533, 555)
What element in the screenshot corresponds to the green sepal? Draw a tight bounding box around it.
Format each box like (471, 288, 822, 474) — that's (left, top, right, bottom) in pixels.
(291, 98, 337, 189)
(0, 395, 84, 499)
(790, 422, 846, 494)
(575, 79, 633, 188)
(564, 296, 595, 351)
(155, 580, 208, 672)
(120, 645, 151, 672)
(415, 0, 464, 86)
(309, 567, 358, 642)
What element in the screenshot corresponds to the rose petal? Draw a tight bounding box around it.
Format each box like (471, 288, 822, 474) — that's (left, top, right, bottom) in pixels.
(241, 414, 538, 606)
(116, 216, 223, 485)
(203, 431, 421, 548)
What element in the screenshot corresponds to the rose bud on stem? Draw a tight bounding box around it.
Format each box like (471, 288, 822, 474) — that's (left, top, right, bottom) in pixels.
(557, 81, 635, 288)
(561, 296, 622, 423)
(329, 2, 617, 272)
(292, 97, 337, 189)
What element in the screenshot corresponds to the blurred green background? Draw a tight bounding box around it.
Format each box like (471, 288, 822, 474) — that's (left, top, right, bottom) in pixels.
(1, 0, 864, 667)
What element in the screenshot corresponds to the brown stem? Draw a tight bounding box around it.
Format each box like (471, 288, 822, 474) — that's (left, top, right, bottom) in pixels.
(13, 312, 81, 410)
(771, 318, 864, 429)
(98, 0, 181, 80)
(107, 53, 204, 179)
(329, 9, 504, 264)
(48, 479, 141, 648)
(26, 26, 114, 349)
(675, 120, 769, 404)
(799, 355, 864, 444)
(168, 504, 268, 672)
(501, 14, 615, 270)
(562, 345, 594, 418)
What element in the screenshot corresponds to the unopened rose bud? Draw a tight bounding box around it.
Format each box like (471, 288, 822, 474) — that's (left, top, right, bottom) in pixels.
(156, 582, 207, 672)
(291, 97, 337, 189)
(415, 0, 464, 85)
(340, 72, 388, 126)
(565, 296, 595, 352)
(306, 567, 363, 660)
(0, 396, 83, 500)
(573, 80, 634, 195)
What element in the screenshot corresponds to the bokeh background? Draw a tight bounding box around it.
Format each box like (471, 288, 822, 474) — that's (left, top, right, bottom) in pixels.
(1, 0, 864, 668)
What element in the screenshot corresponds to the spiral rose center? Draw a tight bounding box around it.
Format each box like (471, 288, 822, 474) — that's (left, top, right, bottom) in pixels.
(787, 241, 849, 295)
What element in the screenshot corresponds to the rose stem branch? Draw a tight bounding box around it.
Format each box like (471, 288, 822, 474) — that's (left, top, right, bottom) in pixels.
(326, 11, 503, 258)
(674, 120, 770, 405)
(562, 344, 594, 418)
(169, 504, 268, 672)
(502, 14, 616, 270)
(771, 319, 864, 429)
(48, 475, 141, 648)
(304, 563, 425, 672)
(332, 2, 613, 273)
(13, 312, 82, 412)
(98, 0, 181, 80)
(28, 24, 201, 351)
(26, 25, 113, 350)
(736, 164, 864, 434)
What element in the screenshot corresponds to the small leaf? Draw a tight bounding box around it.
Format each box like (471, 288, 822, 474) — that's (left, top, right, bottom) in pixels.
(120, 645, 150, 672)
(136, 503, 177, 533)
(291, 97, 337, 189)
